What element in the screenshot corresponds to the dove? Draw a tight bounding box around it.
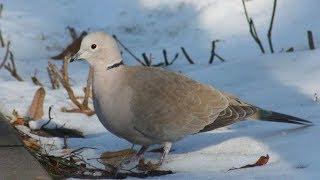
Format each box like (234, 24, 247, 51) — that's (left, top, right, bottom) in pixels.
(70, 32, 312, 166)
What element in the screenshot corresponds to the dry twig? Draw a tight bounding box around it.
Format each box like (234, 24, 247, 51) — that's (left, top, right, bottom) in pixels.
(242, 0, 265, 54)
(180, 47, 195, 64)
(307, 30, 315, 50)
(0, 40, 10, 69)
(48, 58, 94, 116)
(162, 49, 179, 66)
(0, 30, 5, 47)
(4, 50, 24, 81)
(208, 40, 225, 63)
(47, 64, 60, 89)
(0, 4, 3, 18)
(31, 69, 43, 86)
(267, 0, 277, 53)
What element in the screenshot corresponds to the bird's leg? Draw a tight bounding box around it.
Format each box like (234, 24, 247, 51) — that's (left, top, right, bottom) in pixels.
(157, 142, 172, 166)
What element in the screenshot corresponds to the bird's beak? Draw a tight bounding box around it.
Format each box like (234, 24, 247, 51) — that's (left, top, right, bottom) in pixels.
(70, 52, 81, 63)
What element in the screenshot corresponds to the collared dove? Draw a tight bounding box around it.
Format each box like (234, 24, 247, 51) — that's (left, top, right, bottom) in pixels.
(71, 32, 312, 166)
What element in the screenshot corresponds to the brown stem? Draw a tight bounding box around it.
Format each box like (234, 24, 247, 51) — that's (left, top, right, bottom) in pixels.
(48, 62, 84, 110)
(4, 50, 24, 81)
(47, 65, 60, 89)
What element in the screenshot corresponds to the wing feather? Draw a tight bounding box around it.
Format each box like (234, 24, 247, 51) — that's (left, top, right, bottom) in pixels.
(127, 67, 228, 142)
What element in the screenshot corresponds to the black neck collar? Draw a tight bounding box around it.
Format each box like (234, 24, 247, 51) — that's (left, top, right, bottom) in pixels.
(107, 61, 124, 70)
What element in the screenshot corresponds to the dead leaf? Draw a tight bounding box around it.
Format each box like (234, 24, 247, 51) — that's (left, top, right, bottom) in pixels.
(23, 138, 41, 151)
(12, 117, 25, 126)
(28, 87, 45, 120)
(137, 158, 160, 171)
(51, 31, 87, 60)
(228, 154, 270, 171)
(100, 149, 136, 167)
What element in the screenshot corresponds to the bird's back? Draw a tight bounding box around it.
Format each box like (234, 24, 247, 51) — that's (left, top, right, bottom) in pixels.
(125, 66, 229, 142)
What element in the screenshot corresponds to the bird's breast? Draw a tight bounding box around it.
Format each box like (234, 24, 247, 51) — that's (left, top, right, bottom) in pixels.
(91, 70, 154, 145)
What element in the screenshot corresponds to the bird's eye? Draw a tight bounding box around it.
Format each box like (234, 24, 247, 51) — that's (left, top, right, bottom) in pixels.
(91, 44, 97, 49)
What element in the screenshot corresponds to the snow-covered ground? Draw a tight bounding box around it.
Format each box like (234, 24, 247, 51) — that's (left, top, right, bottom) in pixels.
(0, 0, 320, 179)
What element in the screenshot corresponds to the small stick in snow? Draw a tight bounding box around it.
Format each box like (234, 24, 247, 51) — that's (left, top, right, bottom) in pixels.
(267, 0, 277, 53)
(142, 53, 151, 66)
(0, 4, 3, 18)
(0, 30, 5, 47)
(242, 0, 265, 54)
(286, 47, 294, 52)
(31, 69, 43, 86)
(4, 50, 24, 81)
(0, 41, 10, 69)
(208, 40, 225, 64)
(41, 106, 53, 129)
(162, 49, 179, 66)
(180, 47, 195, 64)
(307, 30, 315, 50)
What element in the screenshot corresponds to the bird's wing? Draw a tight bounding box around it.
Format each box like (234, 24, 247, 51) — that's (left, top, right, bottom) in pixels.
(126, 67, 228, 142)
(200, 93, 258, 132)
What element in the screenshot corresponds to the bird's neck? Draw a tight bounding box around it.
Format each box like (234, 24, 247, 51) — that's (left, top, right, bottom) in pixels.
(91, 61, 126, 88)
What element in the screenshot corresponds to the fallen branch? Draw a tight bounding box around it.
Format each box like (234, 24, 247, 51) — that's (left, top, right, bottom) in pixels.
(242, 0, 265, 54)
(180, 47, 195, 64)
(267, 0, 277, 53)
(4, 50, 24, 81)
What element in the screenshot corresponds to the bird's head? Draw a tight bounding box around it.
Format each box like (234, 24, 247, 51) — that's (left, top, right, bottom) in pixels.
(70, 32, 122, 67)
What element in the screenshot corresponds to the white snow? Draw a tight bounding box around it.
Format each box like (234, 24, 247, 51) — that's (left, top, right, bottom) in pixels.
(0, 0, 320, 179)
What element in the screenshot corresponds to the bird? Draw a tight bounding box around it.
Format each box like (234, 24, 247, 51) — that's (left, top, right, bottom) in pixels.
(70, 32, 312, 166)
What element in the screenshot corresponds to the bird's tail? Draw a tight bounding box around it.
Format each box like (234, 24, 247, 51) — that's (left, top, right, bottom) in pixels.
(252, 108, 312, 125)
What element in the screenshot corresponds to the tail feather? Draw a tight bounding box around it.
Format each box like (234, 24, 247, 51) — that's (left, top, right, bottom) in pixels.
(256, 109, 312, 125)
